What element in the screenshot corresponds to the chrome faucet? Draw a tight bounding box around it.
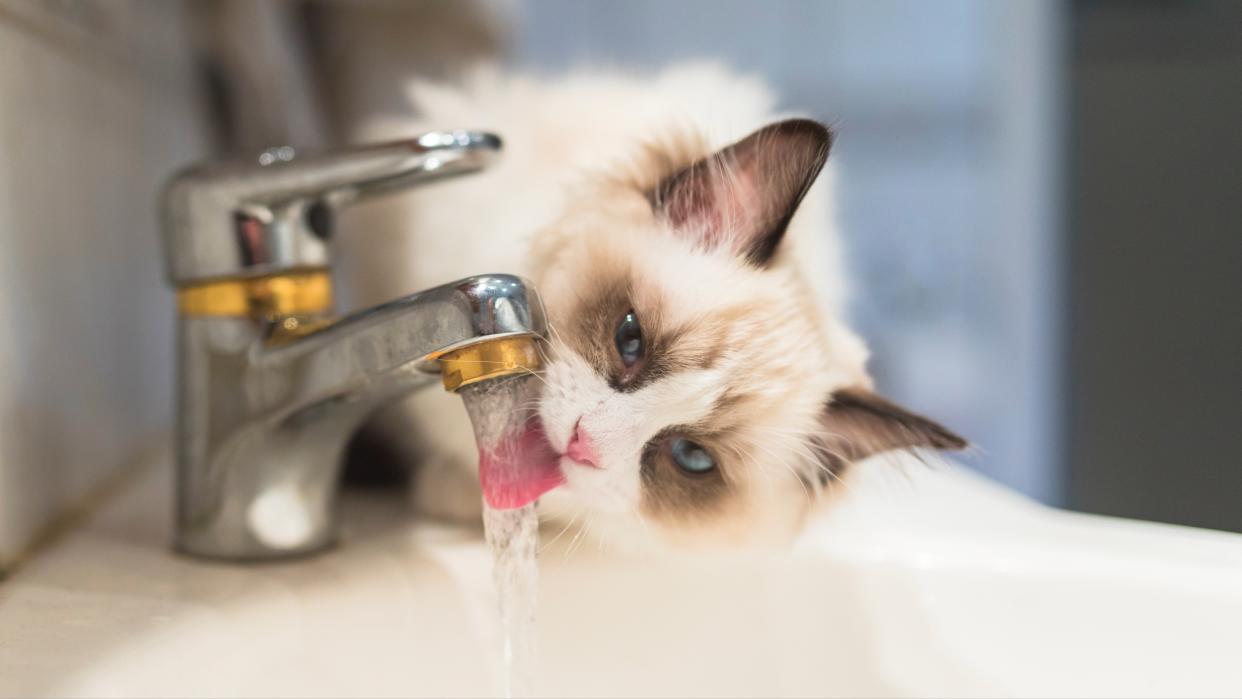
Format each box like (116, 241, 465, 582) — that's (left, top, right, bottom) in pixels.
(161, 132, 546, 560)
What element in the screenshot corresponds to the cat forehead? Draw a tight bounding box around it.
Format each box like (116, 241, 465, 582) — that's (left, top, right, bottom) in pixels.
(565, 225, 777, 316)
(633, 236, 764, 314)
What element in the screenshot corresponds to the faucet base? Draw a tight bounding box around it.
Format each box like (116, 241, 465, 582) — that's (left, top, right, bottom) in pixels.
(174, 509, 340, 562)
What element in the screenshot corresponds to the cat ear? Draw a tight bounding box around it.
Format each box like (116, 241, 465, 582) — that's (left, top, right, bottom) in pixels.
(651, 119, 832, 266)
(815, 387, 967, 477)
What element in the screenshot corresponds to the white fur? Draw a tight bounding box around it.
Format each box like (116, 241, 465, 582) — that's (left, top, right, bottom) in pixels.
(340, 63, 870, 541)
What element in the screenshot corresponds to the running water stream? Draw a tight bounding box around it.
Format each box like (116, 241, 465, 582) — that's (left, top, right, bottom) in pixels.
(458, 375, 561, 698)
(480, 504, 538, 698)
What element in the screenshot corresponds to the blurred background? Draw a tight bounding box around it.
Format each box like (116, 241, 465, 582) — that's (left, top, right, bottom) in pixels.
(0, 0, 1238, 572)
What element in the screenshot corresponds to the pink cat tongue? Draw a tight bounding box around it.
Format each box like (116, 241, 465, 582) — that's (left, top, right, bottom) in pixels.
(478, 419, 565, 510)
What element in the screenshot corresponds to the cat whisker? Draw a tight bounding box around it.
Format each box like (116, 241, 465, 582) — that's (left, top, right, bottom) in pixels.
(563, 517, 592, 560)
(789, 440, 858, 496)
(731, 441, 776, 493)
(747, 439, 813, 502)
(539, 512, 579, 554)
(596, 520, 610, 557)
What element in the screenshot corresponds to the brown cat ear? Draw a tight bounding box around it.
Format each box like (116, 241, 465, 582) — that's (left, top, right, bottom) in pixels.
(651, 119, 832, 266)
(816, 387, 967, 477)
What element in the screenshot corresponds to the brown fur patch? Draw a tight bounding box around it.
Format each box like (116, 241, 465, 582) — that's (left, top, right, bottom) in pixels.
(639, 428, 731, 521)
(815, 388, 968, 484)
(557, 261, 735, 393)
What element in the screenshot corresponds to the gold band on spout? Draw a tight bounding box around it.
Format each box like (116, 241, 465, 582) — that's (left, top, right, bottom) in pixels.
(437, 336, 542, 392)
(177, 270, 333, 318)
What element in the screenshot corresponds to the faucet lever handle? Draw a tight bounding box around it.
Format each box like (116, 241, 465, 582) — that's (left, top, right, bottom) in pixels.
(161, 131, 502, 285)
(244, 130, 501, 206)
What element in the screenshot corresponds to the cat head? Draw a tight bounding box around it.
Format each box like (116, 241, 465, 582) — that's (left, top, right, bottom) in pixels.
(530, 119, 965, 545)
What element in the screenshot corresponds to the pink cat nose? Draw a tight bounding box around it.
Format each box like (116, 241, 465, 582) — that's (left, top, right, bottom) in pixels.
(565, 420, 600, 468)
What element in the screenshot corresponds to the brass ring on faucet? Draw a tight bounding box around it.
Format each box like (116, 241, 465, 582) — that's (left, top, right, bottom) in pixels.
(177, 269, 333, 318)
(438, 336, 543, 392)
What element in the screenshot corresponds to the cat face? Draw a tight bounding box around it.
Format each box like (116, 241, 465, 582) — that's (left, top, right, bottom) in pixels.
(531, 120, 964, 545)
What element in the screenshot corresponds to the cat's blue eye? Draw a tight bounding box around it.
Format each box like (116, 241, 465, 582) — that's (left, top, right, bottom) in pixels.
(614, 310, 644, 367)
(670, 437, 716, 475)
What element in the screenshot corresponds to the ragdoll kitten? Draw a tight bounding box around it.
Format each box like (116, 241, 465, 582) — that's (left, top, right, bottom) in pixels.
(342, 64, 965, 547)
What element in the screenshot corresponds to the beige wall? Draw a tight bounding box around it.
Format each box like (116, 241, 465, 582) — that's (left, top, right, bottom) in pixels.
(0, 0, 208, 569)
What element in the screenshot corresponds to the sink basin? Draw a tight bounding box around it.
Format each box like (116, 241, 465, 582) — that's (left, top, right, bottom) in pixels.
(3, 447, 1242, 698)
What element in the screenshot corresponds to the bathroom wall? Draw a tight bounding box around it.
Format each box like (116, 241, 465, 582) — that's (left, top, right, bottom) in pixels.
(1066, 1, 1242, 532)
(0, 0, 208, 571)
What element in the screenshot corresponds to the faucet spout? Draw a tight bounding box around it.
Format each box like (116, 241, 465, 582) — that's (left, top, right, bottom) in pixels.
(174, 274, 545, 560)
(262, 274, 544, 418)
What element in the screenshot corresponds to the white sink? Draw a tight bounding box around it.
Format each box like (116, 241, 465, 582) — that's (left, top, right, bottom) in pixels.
(3, 449, 1242, 698)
